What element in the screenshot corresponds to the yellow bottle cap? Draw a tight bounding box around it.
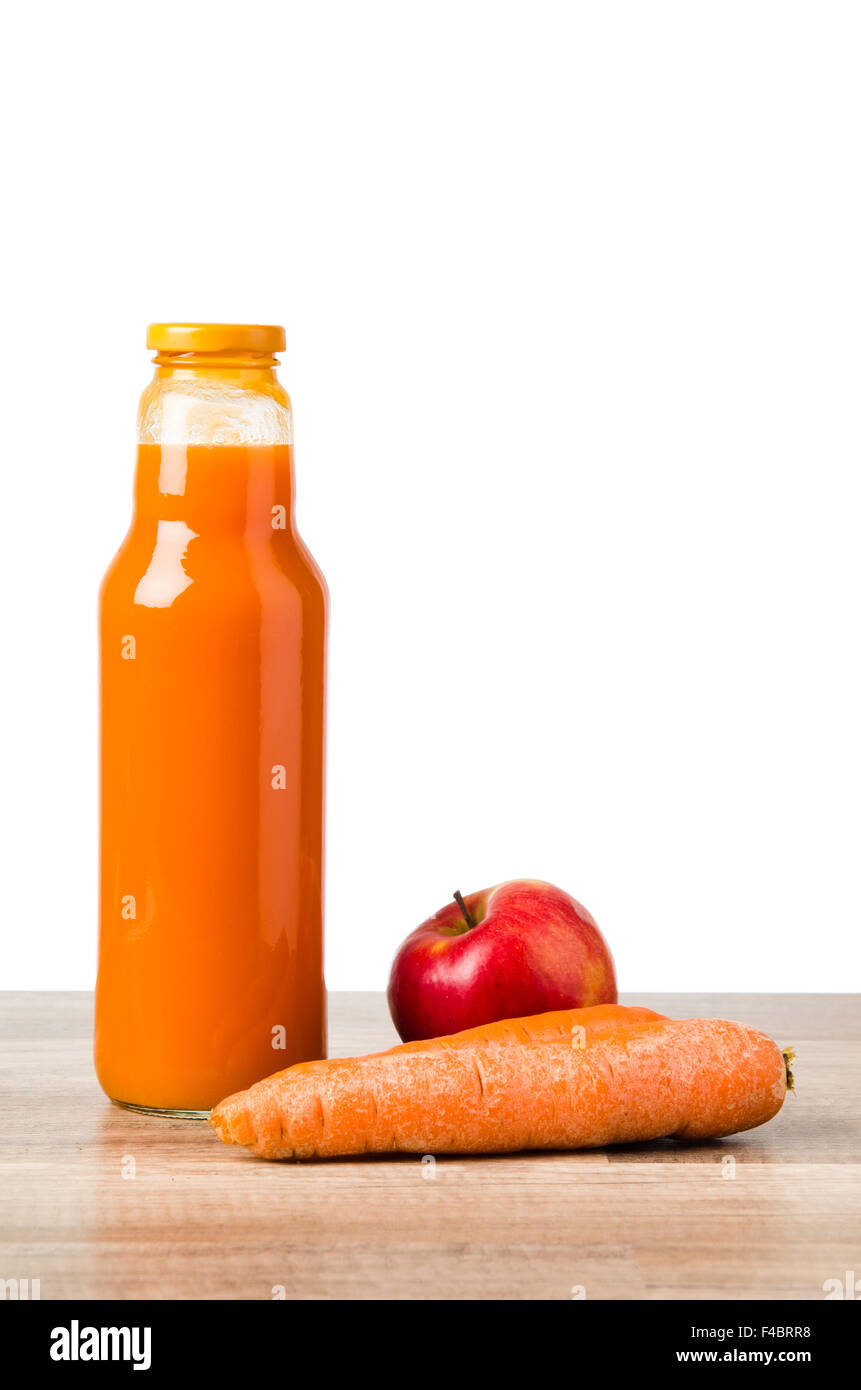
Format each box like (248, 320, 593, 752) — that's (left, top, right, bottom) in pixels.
(146, 323, 285, 353)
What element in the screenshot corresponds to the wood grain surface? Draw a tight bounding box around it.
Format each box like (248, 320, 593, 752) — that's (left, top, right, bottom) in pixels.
(1, 992, 858, 1301)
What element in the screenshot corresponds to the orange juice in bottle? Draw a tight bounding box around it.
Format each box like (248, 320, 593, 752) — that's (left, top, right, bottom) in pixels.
(95, 324, 327, 1115)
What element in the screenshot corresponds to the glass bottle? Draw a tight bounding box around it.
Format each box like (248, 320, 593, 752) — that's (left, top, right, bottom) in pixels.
(95, 323, 327, 1115)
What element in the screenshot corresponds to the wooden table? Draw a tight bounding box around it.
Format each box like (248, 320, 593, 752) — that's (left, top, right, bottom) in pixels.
(1, 992, 858, 1300)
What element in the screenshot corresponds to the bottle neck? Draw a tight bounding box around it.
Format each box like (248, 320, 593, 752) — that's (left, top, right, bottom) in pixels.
(134, 443, 296, 537)
(138, 351, 293, 448)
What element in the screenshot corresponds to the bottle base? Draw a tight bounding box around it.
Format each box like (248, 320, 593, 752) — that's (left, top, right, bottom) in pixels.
(111, 1099, 211, 1121)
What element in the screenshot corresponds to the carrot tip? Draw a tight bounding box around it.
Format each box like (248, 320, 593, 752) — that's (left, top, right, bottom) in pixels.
(782, 1047, 796, 1092)
(209, 1107, 233, 1144)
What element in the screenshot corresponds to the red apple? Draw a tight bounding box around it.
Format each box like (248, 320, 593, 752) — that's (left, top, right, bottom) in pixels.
(387, 879, 617, 1042)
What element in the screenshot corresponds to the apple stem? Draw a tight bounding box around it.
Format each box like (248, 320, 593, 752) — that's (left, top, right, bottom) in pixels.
(453, 890, 476, 929)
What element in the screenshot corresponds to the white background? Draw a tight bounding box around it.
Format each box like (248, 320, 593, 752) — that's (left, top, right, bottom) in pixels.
(2, 1, 859, 994)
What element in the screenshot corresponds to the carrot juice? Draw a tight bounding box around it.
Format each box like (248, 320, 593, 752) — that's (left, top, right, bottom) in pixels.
(95, 325, 327, 1115)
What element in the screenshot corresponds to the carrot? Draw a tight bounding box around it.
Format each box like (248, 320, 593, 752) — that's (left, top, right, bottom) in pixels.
(210, 1015, 790, 1161)
(210, 1004, 663, 1134)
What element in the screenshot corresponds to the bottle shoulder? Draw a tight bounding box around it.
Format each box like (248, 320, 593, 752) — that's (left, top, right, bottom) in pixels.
(100, 523, 327, 618)
(289, 530, 329, 607)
